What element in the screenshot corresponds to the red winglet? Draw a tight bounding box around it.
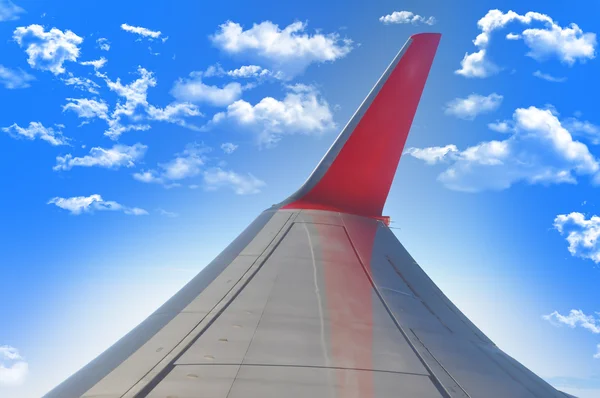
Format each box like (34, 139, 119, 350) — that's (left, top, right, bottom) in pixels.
(279, 33, 441, 219)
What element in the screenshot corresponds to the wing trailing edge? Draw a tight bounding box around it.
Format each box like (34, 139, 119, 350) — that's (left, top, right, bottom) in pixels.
(279, 33, 441, 221)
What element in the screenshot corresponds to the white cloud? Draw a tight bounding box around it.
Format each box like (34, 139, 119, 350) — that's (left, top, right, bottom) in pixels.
(406, 106, 599, 192)
(62, 74, 100, 94)
(48, 194, 148, 215)
(210, 20, 352, 79)
(63, 98, 109, 119)
(445, 93, 503, 120)
(379, 11, 436, 25)
(97, 37, 110, 51)
(0, 65, 34, 89)
(543, 309, 600, 333)
(64, 67, 201, 139)
(157, 208, 178, 218)
(533, 70, 566, 82)
(488, 121, 512, 132)
(0, 0, 24, 22)
(121, 23, 162, 39)
(595, 344, 600, 359)
(455, 49, 500, 78)
(227, 65, 271, 78)
(221, 142, 238, 154)
(456, 10, 596, 78)
(54, 143, 147, 171)
(2, 122, 68, 145)
(203, 168, 265, 194)
(0, 345, 28, 386)
(209, 84, 335, 147)
(554, 212, 600, 263)
(134, 143, 208, 185)
(80, 57, 107, 70)
(171, 73, 243, 106)
(564, 117, 600, 144)
(404, 145, 458, 165)
(13, 24, 83, 75)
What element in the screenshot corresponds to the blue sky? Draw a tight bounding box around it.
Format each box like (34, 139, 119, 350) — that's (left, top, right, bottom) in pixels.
(1, 0, 599, 397)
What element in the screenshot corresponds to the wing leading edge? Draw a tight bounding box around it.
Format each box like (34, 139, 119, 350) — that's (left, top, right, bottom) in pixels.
(44, 33, 572, 398)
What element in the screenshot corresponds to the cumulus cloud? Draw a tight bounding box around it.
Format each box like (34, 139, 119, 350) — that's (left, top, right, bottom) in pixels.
(120, 23, 162, 39)
(533, 70, 566, 82)
(456, 10, 596, 78)
(2, 122, 68, 145)
(221, 142, 238, 154)
(444, 93, 503, 120)
(96, 37, 110, 51)
(48, 194, 148, 215)
(208, 84, 336, 147)
(0, 0, 24, 22)
(171, 73, 244, 106)
(0, 345, 28, 386)
(54, 143, 147, 171)
(13, 24, 83, 75)
(543, 309, 600, 333)
(554, 212, 600, 263)
(0, 65, 34, 89)
(203, 64, 277, 80)
(379, 11, 436, 26)
(133, 143, 208, 186)
(203, 168, 265, 195)
(406, 106, 599, 192)
(210, 20, 352, 79)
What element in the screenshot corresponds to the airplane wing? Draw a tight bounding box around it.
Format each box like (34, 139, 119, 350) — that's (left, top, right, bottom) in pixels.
(45, 33, 572, 398)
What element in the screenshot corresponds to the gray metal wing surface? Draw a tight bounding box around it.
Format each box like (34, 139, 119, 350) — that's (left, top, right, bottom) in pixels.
(44, 33, 572, 398)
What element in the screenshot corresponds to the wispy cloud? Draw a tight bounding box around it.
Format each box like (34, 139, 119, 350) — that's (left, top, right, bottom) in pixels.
(80, 57, 107, 71)
(221, 142, 238, 154)
(96, 37, 110, 51)
(63, 67, 201, 139)
(0, 65, 34, 89)
(406, 106, 599, 192)
(208, 84, 336, 147)
(121, 23, 162, 40)
(2, 122, 69, 145)
(444, 93, 503, 120)
(533, 70, 567, 82)
(0, 345, 28, 386)
(13, 24, 83, 75)
(157, 208, 178, 218)
(62, 74, 100, 94)
(54, 143, 147, 171)
(379, 11, 436, 25)
(203, 168, 265, 195)
(543, 309, 600, 333)
(133, 143, 208, 186)
(210, 20, 352, 79)
(0, 0, 25, 22)
(564, 117, 600, 144)
(48, 194, 148, 215)
(456, 10, 596, 78)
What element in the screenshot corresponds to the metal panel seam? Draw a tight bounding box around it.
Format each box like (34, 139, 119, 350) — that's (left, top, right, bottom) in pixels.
(128, 211, 300, 398)
(339, 222, 451, 398)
